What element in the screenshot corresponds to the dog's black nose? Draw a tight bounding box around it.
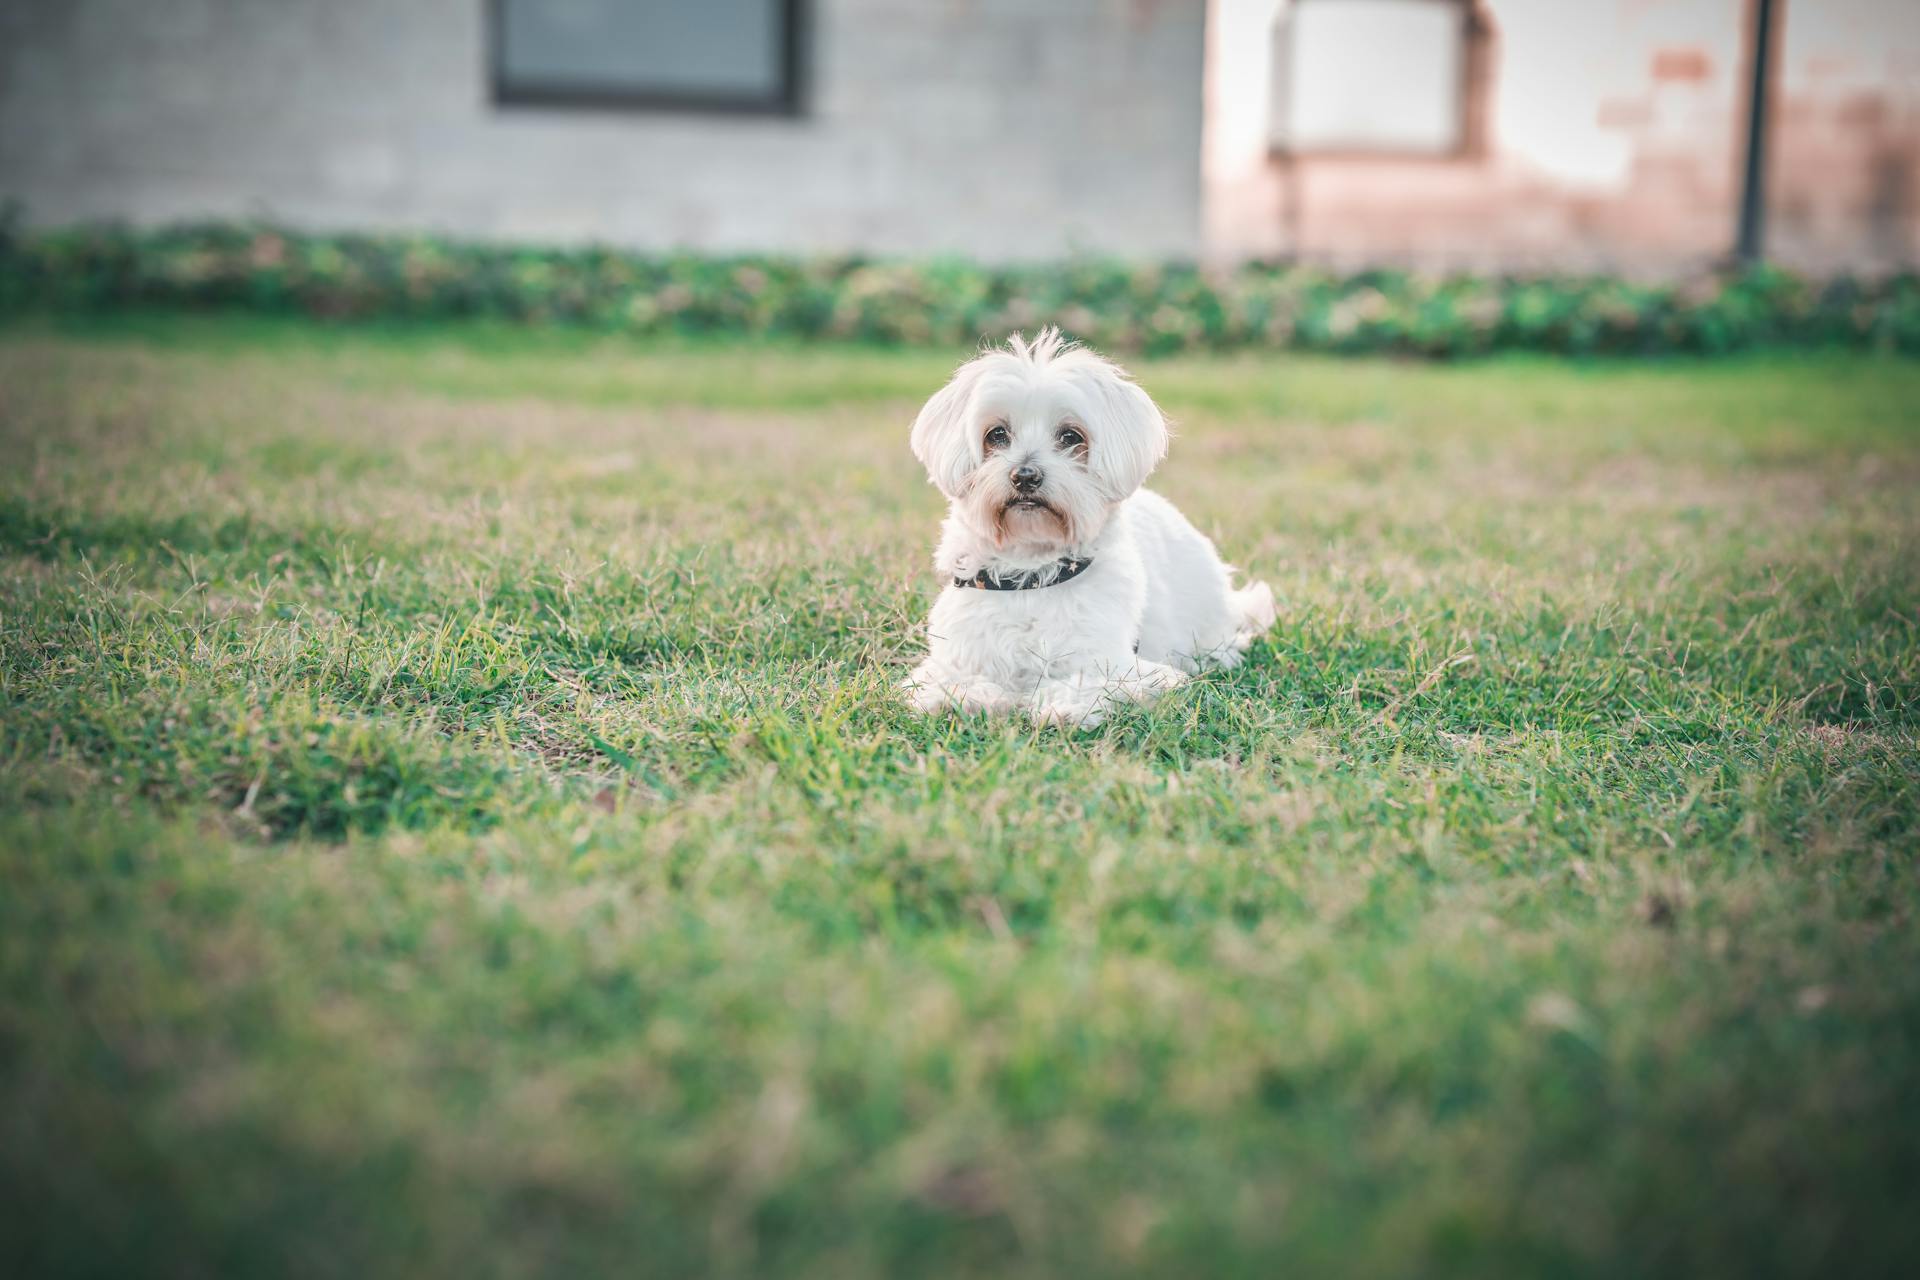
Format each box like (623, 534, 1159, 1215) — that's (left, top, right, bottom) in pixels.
(1011, 463, 1043, 493)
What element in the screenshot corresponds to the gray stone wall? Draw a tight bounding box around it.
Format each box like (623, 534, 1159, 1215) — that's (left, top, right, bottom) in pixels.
(0, 0, 1206, 260)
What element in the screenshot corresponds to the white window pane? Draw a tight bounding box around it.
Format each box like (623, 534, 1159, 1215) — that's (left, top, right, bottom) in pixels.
(1279, 0, 1465, 153)
(499, 0, 786, 100)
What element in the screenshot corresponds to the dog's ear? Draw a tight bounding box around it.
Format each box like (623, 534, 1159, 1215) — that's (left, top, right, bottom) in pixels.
(909, 357, 988, 498)
(1078, 358, 1170, 500)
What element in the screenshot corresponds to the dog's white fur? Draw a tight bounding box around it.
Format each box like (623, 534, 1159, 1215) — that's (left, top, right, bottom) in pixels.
(904, 328, 1276, 727)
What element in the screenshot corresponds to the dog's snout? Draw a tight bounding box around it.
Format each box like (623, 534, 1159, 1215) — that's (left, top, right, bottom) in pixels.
(1011, 463, 1044, 493)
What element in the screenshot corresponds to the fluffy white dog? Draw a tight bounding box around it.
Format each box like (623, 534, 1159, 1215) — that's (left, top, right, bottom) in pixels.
(904, 328, 1276, 727)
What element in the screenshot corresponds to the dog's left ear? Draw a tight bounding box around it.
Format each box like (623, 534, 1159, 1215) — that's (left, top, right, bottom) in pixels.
(1081, 360, 1171, 500)
(909, 357, 988, 498)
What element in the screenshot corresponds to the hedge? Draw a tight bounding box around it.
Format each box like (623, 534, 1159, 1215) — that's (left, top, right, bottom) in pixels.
(3, 219, 1918, 356)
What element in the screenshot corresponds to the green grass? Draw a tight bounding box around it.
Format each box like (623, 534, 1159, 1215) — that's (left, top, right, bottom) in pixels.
(2, 314, 1917, 1279)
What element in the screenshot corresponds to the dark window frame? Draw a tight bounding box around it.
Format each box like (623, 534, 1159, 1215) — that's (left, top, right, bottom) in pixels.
(487, 0, 807, 117)
(1269, 0, 1495, 162)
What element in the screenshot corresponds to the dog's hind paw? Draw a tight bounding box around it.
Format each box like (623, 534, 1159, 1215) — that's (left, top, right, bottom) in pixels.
(1233, 580, 1277, 636)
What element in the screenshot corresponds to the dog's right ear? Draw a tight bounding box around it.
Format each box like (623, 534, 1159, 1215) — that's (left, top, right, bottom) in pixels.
(909, 358, 987, 498)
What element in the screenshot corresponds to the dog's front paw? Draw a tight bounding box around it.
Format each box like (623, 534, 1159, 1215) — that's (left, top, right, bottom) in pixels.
(1128, 659, 1190, 693)
(904, 665, 1017, 716)
(905, 680, 953, 715)
(1032, 698, 1106, 731)
(1029, 677, 1108, 730)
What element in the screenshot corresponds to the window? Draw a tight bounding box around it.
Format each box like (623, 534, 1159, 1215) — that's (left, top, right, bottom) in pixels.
(1270, 0, 1491, 156)
(491, 0, 805, 114)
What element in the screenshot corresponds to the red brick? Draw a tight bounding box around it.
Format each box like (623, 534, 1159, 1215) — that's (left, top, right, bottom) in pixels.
(1651, 48, 1713, 84)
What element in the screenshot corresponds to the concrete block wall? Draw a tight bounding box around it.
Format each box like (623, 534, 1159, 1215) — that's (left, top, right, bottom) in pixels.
(0, 0, 1207, 260)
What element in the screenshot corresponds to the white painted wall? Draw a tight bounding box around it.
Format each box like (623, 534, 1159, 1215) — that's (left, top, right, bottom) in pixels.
(1208, 0, 1745, 194)
(1204, 0, 1920, 268)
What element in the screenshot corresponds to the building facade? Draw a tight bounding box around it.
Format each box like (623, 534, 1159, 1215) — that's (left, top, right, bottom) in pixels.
(4, 0, 1917, 274)
(1206, 0, 1920, 274)
(0, 0, 1208, 261)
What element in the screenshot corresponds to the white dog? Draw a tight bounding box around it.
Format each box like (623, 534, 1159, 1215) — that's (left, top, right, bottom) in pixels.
(904, 328, 1276, 727)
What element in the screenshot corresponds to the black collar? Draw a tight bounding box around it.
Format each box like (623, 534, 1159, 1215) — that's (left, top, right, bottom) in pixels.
(954, 556, 1094, 591)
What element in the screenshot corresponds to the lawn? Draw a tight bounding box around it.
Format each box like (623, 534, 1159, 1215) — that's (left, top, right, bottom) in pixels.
(2, 314, 1917, 1279)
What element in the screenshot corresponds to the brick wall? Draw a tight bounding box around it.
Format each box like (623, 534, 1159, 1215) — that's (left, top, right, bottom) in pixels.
(1207, 0, 1920, 274)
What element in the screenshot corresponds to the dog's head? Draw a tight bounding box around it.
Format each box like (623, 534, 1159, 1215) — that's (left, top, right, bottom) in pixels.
(909, 328, 1169, 552)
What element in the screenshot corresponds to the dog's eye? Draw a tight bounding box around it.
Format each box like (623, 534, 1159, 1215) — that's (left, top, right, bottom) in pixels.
(983, 424, 1010, 451)
(1055, 425, 1085, 453)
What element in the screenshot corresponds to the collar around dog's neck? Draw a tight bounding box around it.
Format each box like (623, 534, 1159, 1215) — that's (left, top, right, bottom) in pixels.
(954, 555, 1094, 591)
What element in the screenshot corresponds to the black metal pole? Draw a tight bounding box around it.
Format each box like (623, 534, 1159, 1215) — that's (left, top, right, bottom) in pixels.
(1735, 0, 1780, 265)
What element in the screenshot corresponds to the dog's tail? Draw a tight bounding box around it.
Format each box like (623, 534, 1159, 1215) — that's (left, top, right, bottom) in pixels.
(1230, 578, 1277, 645)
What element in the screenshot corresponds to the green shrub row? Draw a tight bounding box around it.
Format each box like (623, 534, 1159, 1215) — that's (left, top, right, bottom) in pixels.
(4, 219, 1918, 356)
